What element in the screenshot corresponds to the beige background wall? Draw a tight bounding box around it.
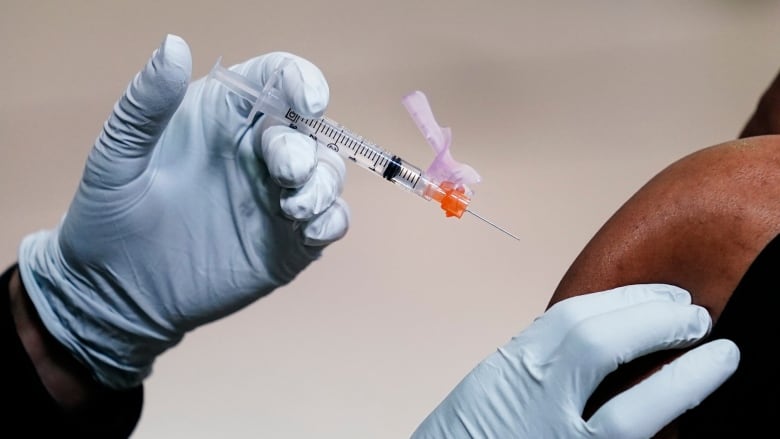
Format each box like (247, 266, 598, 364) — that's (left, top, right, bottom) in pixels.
(2, 1, 779, 437)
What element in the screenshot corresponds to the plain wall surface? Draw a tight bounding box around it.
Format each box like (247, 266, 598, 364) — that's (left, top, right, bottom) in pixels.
(2, 1, 779, 437)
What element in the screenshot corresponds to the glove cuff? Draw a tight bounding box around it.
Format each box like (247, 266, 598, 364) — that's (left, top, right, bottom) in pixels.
(17, 229, 158, 389)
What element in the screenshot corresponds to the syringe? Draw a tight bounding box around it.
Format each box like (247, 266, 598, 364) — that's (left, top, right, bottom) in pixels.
(208, 57, 519, 241)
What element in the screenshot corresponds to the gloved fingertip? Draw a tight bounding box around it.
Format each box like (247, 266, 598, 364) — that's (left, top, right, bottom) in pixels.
(708, 339, 740, 368)
(281, 193, 313, 221)
(284, 57, 329, 118)
(624, 283, 690, 304)
(145, 34, 192, 96)
(155, 34, 192, 80)
(303, 199, 351, 246)
(89, 34, 193, 189)
(300, 81, 329, 117)
(693, 305, 713, 337)
(237, 52, 329, 117)
(280, 183, 332, 220)
(261, 126, 317, 187)
(651, 284, 692, 304)
(130, 34, 192, 120)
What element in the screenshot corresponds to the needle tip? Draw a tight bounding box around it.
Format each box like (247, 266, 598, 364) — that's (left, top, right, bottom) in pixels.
(465, 210, 521, 241)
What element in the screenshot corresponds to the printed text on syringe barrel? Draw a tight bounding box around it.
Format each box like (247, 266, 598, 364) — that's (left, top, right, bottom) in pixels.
(282, 108, 427, 195)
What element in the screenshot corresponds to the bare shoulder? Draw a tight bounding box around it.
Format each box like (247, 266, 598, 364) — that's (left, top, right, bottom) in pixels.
(550, 134, 780, 322)
(546, 135, 780, 434)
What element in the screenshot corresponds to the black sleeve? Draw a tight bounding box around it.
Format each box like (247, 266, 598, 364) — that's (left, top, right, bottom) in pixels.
(678, 234, 780, 437)
(2, 264, 144, 438)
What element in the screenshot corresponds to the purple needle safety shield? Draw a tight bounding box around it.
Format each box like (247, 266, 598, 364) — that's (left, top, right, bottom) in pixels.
(402, 91, 482, 195)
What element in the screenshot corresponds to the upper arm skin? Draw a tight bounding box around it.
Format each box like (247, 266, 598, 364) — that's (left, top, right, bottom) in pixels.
(546, 135, 780, 435)
(555, 65, 780, 312)
(550, 135, 780, 320)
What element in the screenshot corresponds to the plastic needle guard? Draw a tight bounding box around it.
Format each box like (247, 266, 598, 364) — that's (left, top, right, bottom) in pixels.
(425, 181, 469, 218)
(402, 91, 481, 192)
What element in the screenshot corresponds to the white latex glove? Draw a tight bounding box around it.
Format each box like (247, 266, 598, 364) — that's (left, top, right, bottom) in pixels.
(411, 284, 740, 439)
(18, 34, 349, 389)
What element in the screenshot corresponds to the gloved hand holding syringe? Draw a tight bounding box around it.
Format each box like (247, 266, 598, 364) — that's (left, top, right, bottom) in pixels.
(209, 57, 519, 241)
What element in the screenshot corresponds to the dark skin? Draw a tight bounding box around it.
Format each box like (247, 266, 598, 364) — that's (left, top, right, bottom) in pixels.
(740, 65, 780, 139)
(9, 268, 113, 412)
(548, 67, 780, 438)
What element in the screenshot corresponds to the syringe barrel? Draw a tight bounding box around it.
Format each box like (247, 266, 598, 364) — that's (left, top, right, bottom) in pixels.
(268, 110, 470, 217)
(209, 58, 470, 217)
(272, 110, 428, 193)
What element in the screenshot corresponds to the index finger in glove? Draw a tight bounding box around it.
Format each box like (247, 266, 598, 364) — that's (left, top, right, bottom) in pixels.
(555, 301, 712, 410)
(545, 284, 692, 327)
(232, 51, 329, 119)
(240, 53, 332, 189)
(512, 284, 692, 357)
(588, 339, 739, 439)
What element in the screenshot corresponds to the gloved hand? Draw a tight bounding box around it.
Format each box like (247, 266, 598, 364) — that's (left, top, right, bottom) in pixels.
(18, 34, 349, 389)
(411, 284, 740, 439)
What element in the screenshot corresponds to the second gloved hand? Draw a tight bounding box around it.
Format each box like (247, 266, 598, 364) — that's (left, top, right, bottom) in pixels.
(411, 284, 740, 439)
(18, 35, 349, 389)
